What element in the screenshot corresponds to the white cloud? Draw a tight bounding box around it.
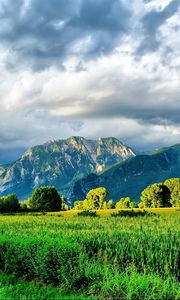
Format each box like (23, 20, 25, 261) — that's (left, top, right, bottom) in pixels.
(158, 8, 180, 56)
(0, 0, 180, 162)
(20, 0, 32, 18)
(145, 0, 173, 11)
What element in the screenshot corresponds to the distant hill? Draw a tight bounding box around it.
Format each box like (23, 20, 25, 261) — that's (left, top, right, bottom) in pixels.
(0, 136, 135, 199)
(70, 144, 180, 202)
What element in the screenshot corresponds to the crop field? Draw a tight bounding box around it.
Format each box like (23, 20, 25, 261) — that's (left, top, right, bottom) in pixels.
(0, 209, 179, 299)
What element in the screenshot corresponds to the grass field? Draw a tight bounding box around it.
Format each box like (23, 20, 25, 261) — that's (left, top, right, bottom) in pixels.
(48, 207, 179, 216)
(0, 209, 179, 299)
(0, 272, 94, 300)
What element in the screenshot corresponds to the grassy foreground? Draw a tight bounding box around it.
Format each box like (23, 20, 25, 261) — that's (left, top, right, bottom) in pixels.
(0, 209, 179, 299)
(0, 272, 93, 300)
(0, 271, 179, 300)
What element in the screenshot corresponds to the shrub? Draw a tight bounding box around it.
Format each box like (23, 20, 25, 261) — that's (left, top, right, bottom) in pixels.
(103, 200, 115, 209)
(115, 197, 135, 209)
(77, 210, 98, 217)
(111, 210, 156, 217)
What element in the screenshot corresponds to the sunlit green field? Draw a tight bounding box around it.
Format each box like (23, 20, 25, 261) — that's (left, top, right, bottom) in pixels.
(0, 209, 179, 299)
(49, 207, 179, 216)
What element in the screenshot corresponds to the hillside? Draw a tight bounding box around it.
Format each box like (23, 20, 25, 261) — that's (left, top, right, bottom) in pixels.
(70, 144, 180, 202)
(0, 136, 135, 199)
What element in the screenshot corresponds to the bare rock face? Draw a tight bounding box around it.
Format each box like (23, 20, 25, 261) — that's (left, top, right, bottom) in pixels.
(0, 136, 136, 199)
(0, 167, 6, 176)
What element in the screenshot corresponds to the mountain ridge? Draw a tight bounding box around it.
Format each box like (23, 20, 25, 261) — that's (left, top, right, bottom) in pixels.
(70, 143, 180, 202)
(0, 136, 136, 199)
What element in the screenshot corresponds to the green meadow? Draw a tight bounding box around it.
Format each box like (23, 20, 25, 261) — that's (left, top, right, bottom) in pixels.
(0, 209, 179, 299)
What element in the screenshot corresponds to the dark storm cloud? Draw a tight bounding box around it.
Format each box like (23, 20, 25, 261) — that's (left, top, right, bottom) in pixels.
(49, 91, 180, 126)
(0, 0, 131, 70)
(137, 0, 180, 54)
(32, 74, 179, 127)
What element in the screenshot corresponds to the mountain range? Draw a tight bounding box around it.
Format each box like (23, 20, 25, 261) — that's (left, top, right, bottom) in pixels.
(70, 144, 180, 201)
(0, 137, 179, 202)
(0, 137, 135, 200)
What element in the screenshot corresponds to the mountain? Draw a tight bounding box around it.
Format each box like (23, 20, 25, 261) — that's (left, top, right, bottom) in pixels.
(0, 136, 135, 199)
(0, 167, 6, 177)
(70, 144, 180, 202)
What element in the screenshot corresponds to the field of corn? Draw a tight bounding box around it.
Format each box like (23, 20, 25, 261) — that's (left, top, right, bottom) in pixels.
(0, 209, 179, 300)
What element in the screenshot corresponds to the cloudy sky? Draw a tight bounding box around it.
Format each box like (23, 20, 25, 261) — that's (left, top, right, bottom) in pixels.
(0, 0, 180, 163)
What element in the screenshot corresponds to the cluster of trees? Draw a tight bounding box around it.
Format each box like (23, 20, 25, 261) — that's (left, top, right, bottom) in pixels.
(73, 188, 137, 210)
(0, 178, 179, 213)
(73, 178, 179, 210)
(139, 178, 180, 208)
(74, 188, 109, 210)
(115, 197, 135, 209)
(0, 186, 67, 213)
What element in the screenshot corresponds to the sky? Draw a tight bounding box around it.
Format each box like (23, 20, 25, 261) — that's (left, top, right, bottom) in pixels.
(0, 0, 180, 164)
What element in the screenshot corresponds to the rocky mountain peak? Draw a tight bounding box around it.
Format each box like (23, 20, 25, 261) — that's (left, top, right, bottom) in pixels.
(0, 136, 136, 199)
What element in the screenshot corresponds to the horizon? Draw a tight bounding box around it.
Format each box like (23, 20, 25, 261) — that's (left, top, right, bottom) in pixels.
(0, 0, 180, 164)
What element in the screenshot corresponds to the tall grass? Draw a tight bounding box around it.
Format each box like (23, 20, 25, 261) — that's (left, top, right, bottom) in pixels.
(0, 272, 93, 300)
(0, 210, 179, 299)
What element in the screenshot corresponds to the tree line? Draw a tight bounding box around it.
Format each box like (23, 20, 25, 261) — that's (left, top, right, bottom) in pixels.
(73, 178, 180, 210)
(0, 178, 179, 213)
(0, 186, 66, 213)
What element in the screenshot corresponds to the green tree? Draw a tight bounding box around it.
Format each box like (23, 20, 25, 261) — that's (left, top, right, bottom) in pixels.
(20, 202, 29, 212)
(164, 178, 180, 207)
(140, 183, 171, 208)
(28, 186, 62, 212)
(73, 200, 85, 210)
(102, 201, 107, 209)
(61, 196, 68, 210)
(86, 187, 109, 210)
(138, 201, 144, 209)
(164, 178, 180, 193)
(102, 199, 115, 209)
(171, 186, 180, 207)
(0, 194, 20, 213)
(115, 197, 135, 209)
(106, 199, 115, 209)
